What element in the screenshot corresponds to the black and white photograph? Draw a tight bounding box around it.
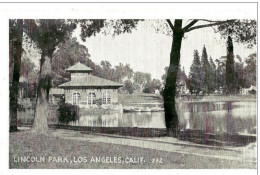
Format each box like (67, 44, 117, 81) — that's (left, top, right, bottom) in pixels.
(3, 2, 258, 172)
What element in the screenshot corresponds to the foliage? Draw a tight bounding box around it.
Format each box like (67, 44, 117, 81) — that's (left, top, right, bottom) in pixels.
(79, 19, 141, 40)
(143, 82, 152, 93)
(134, 71, 152, 91)
(96, 98, 103, 106)
(226, 36, 236, 94)
(57, 102, 80, 124)
(188, 50, 201, 94)
(24, 19, 77, 55)
(217, 20, 256, 48)
(243, 53, 256, 88)
(188, 47, 256, 94)
(123, 79, 134, 94)
(151, 79, 162, 91)
(200, 46, 211, 94)
(209, 57, 216, 93)
(142, 79, 162, 93)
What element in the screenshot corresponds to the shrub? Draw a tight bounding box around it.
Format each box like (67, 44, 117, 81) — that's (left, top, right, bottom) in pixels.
(57, 102, 80, 124)
(96, 98, 102, 106)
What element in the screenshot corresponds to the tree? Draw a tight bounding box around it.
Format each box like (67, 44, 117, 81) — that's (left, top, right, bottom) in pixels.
(200, 45, 211, 94)
(151, 79, 162, 91)
(101, 60, 113, 80)
(143, 82, 152, 93)
(123, 79, 134, 94)
(216, 57, 226, 91)
(114, 63, 134, 83)
(188, 50, 201, 95)
(24, 19, 77, 133)
(234, 55, 244, 90)
(20, 51, 39, 99)
(9, 19, 23, 132)
(133, 71, 146, 91)
(226, 36, 235, 94)
(209, 56, 216, 93)
(244, 53, 256, 88)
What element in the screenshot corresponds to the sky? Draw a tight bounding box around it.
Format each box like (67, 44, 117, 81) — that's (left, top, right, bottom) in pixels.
(72, 20, 256, 80)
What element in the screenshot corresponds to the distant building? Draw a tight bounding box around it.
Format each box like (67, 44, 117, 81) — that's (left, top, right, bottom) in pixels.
(59, 62, 123, 108)
(178, 80, 189, 95)
(178, 80, 190, 100)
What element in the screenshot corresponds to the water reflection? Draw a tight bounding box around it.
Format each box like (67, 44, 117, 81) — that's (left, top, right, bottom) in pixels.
(69, 112, 166, 128)
(69, 101, 256, 135)
(177, 101, 256, 135)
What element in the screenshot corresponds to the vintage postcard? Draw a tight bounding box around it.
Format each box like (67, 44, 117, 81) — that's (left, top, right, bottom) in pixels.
(3, 2, 258, 174)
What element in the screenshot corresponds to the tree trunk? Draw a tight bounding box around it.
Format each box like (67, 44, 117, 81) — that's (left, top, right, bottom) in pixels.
(32, 51, 52, 134)
(163, 20, 184, 136)
(9, 20, 23, 132)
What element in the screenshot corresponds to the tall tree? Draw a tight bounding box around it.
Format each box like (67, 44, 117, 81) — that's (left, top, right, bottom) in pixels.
(226, 36, 235, 94)
(24, 19, 77, 133)
(9, 19, 24, 132)
(200, 45, 211, 94)
(209, 56, 216, 93)
(188, 50, 201, 95)
(215, 58, 226, 91)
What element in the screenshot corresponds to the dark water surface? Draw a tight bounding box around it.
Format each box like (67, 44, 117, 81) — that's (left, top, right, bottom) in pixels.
(69, 101, 256, 135)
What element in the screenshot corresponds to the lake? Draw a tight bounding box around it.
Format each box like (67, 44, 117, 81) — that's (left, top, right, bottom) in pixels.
(69, 101, 256, 135)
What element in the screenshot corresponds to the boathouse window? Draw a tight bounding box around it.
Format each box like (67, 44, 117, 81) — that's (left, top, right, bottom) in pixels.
(102, 90, 111, 104)
(87, 92, 96, 106)
(72, 92, 81, 105)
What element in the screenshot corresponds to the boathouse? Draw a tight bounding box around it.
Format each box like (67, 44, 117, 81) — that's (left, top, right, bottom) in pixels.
(59, 62, 123, 108)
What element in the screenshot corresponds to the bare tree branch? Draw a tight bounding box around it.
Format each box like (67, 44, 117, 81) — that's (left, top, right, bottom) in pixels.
(199, 19, 226, 23)
(166, 19, 174, 31)
(185, 20, 236, 33)
(183, 20, 199, 31)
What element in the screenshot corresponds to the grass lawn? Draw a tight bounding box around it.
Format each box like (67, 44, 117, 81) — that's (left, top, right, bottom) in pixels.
(9, 130, 256, 169)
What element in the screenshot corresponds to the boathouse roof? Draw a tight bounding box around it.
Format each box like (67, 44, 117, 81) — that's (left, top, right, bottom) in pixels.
(59, 62, 123, 88)
(66, 62, 92, 73)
